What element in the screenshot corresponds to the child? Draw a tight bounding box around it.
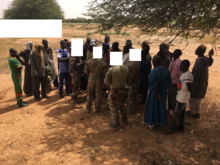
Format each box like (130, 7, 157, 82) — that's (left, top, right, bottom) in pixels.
(164, 60, 193, 134)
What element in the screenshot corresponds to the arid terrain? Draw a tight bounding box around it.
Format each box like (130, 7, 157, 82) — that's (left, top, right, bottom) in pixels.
(0, 25, 220, 165)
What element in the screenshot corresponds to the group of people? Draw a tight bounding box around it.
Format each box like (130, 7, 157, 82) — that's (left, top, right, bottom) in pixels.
(8, 35, 214, 133)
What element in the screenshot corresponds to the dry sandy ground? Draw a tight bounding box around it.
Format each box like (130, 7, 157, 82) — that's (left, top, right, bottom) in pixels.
(0, 25, 220, 165)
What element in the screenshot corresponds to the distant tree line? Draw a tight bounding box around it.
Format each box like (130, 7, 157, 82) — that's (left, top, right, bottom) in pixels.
(63, 17, 98, 23)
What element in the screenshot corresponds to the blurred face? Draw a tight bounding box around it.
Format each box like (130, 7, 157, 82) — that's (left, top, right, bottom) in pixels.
(61, 41, 66, 49)
(195, 48, 199, 56)
(112, 43, 118, 50)
(29, 43, 33, 50)
(87, 39, 91, 45)
(10, 49, 17, 57)
(43, 40, 48, 47)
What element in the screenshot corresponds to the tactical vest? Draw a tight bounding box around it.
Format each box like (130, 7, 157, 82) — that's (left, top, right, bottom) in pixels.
(110, 66, 129, 88)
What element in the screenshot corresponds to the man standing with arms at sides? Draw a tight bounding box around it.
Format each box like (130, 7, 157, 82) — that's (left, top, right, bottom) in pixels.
(187, 45, 214, 118)
(16, 41, 34, 97)
(84, 45, 108, 114)
(104, 62, 132, 130)
(42, 39, 58, 88)
(56, 40, 71, 98)
(9, 48, 28, 108)
(30, 44, 49, 101)
(168, 49, 182, 114)
(69, 46, 85, 109)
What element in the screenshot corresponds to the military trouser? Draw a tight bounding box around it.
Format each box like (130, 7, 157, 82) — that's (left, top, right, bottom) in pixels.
(108, 88, 127, 127)
(127, 78, 140, 113)
(72, 77, 81, 100)
(86, 80, 102, 112)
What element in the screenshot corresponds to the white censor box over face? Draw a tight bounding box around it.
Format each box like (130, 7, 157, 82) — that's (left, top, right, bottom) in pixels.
(71, 39, 83, 57)
(0, 19, 62, 38)
(93, 47, 102, 59)
(129, 49, 141, 61)
(110, 52, 123, 66)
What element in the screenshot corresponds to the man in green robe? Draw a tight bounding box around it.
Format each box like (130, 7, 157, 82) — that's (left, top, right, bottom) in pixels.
(8, 48, 28, 108)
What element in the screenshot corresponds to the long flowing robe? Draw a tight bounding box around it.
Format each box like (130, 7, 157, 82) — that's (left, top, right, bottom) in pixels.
(16, 49, 33, 96)
(191, 56, 213, 99)
(144, 66, 171, 126)
(42, 47, 58, 85)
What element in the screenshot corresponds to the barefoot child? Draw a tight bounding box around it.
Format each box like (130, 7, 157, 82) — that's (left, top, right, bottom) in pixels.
(164, 60, 193, 134)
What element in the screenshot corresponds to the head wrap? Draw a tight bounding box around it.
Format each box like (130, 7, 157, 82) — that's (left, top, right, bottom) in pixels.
(144, 40, 149, 46)
(26, 41, 33, 50)
(199, 44, 207, 51)
(34, 44, 43, 68)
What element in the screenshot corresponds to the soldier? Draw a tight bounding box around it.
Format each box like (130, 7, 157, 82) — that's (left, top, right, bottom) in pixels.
(69, 46, 85, 109)
(84, 45, 108, 113)
(104, 65, 132, 130)
(126, 57, 141, 114)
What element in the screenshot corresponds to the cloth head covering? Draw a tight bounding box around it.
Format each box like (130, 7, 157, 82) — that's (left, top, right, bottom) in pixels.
(26, 41, 33, 50)
(144, 40, 149, 46)
(34, 44, 43, 68)
(199, 44, 207, 51)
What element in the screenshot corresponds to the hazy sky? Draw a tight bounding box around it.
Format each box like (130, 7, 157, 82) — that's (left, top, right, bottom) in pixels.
(0, 0, 91, 18)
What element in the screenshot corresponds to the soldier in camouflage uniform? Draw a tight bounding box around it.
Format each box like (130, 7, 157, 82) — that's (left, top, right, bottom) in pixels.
(69, 47, 85, 109)
(84, 45, 108, 113)
(104, 65, 132, 130)
(126, 60, 141, 114)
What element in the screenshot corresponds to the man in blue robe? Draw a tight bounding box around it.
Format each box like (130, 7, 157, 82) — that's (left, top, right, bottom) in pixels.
(144, 55, 171, 130)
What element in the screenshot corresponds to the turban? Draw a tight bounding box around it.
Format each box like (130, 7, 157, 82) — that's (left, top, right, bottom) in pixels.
(144, 40, 149, 46)
(26, 41, 33, 50)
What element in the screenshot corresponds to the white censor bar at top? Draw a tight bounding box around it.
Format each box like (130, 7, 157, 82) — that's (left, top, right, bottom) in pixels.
(0, 20, 62, 38)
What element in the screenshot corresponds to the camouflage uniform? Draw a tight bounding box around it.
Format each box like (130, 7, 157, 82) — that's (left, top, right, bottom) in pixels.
(84, 58, 108, 113)
(104, 66, 132, 127)
(126, 61, 140, 113)
(70, 57, 84, 108)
